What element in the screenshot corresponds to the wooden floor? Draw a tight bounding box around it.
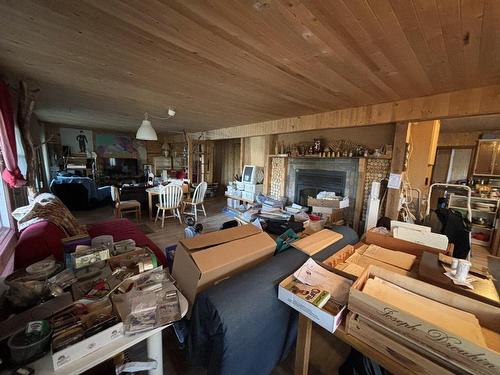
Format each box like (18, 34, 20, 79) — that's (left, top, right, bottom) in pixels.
(471, 244, 491, 271)
(74, 197, 229, 249)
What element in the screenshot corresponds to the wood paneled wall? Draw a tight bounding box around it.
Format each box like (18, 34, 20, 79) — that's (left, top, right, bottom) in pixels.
(194, 84, 500, 140)
(437, 130, 500, 147)
(241, 136, 267, 167)
(214, 139, 241, 188)
(407, 120, 440, 193)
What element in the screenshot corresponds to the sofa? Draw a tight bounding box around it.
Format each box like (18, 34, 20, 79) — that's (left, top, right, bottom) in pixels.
(14, 218, 167, 270)
(188, 225, 358, 375)
(50, 175, 111, 211)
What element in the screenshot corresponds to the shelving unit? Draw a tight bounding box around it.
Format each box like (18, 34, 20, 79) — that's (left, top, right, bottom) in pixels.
(225, 193, 255, 205)
(448, 193, 500, 246)
(66, 154, 94, 177)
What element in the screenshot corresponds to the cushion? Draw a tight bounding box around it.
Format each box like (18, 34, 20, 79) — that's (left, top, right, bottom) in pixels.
(119, 200, 141, 209)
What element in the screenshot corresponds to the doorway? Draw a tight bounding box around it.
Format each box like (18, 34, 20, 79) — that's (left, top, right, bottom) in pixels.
(432, 147, 473, 184)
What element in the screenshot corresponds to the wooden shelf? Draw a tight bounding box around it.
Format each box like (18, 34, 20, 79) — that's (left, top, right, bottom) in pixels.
(471, 224, 494, 230)
(448, 193, 499, 247)
(225, 193, 254, 204)
(448, 194, 499, 247)
(449, 206, 496, 214)
(472, 238, 491, 246)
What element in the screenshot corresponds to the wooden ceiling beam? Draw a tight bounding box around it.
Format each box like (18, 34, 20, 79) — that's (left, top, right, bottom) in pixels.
(194, 84, 500, 139)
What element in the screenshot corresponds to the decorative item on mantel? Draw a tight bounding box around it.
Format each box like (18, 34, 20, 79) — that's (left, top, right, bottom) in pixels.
(313, 138, 322, 153)
(279, 138, 393, 159)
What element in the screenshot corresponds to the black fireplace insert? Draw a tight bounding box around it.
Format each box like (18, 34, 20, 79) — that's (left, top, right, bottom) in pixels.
(294, 169, 346, 206)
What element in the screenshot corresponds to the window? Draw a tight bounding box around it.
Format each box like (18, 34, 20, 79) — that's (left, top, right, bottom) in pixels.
(14, 125, 27, 178)
(0, 179, 10, 228)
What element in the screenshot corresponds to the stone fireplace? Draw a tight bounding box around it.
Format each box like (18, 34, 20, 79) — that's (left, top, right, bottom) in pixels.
(268, 156, 390, 230)
(286, 158, 359, 224)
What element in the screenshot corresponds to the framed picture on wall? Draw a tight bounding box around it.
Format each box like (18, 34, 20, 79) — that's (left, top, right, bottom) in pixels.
(59, 128, 94, 154)
(95, 134, 138, 158)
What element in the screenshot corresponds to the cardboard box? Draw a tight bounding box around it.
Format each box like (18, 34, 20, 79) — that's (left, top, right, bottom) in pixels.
(307, 196, 349, 209)
(241, 190, 256, 202)
(349, 265, 500, 375)
(278, 260, 352, 333)
(329, 209, 344, 223)
(51, 322, 124, 370)
(244, 183, 263, 194)
(227, 198, 239, 209)
(310, 206, 344, 219)
(365, 228, 450, 256)
(172, 225, 276, 312)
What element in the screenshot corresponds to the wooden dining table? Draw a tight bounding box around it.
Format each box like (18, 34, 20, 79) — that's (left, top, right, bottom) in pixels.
(145, 184, 189, 221)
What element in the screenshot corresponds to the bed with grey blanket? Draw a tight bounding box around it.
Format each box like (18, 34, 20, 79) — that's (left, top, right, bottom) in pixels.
(187, 225, 359, 375)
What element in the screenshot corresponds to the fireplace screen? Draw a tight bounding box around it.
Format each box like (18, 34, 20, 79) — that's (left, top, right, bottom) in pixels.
(294, 169, 346, 206)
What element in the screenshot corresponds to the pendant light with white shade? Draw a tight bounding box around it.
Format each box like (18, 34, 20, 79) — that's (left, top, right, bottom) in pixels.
(136, 109, 176, 141)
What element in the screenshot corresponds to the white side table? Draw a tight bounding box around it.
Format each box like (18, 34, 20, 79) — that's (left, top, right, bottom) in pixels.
(28, 288, 188, 375)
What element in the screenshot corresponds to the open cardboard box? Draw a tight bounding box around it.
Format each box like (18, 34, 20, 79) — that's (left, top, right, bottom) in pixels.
(172, 225, 276, 313)
(348, 265, 500, 375)
(278, 259, 355, 333)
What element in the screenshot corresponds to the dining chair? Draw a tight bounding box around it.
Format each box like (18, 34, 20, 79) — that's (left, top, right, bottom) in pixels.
(183, 181, 208, 222)
(155, 184, 183, 228)
(111, 186, 141, 222)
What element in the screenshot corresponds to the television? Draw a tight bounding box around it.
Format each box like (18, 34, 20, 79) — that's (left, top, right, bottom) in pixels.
(101, 158, 138, 177)
(242, 165, 262, 184)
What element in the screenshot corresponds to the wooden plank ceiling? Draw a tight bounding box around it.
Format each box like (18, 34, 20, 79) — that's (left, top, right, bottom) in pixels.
(0, 0, 499, 133)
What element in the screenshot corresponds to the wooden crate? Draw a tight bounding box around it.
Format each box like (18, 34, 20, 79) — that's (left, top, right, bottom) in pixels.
(323, 242, 412, 277)
(323, 244, 356, 268)
(307, 197, 349, 209)
(365, 229, 453, 256)
(345, 312, 457, 375)
(348, 265, 500, 375)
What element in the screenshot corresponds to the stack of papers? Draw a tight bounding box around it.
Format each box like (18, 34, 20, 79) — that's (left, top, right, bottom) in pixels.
(285, 203, 304, 214)
(316, 191, 336, 199)
(293, 258, 353, 304)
